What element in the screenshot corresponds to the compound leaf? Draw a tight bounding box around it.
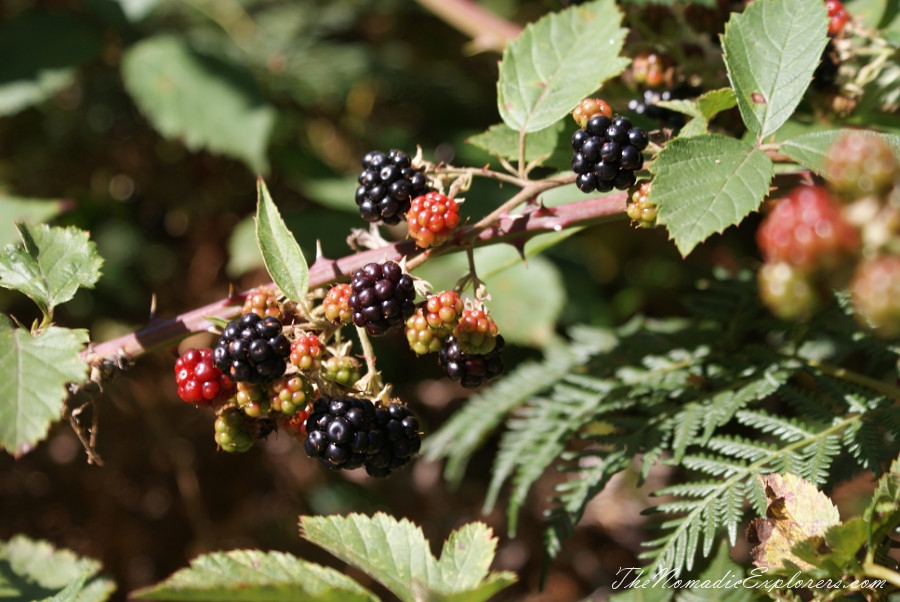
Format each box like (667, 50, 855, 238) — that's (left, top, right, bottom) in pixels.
(255, 178, 308, 303)
(497, 0, 628, 133)
(650, 134, 774, 256)
(0, 535, 114, 602)
(780, 129, 900, 175)
(0, 318, 89, 457)
(0, 223, 103, 317)
(722, 0, 828, 139)
(0, 13, 103, 116)
(132, 550, 375, 602)
(299, 513, 516, 602)
(121, 35, 275, 173)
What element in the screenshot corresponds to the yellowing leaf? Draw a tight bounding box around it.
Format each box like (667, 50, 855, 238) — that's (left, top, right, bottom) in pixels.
(747, 473, 840, 571)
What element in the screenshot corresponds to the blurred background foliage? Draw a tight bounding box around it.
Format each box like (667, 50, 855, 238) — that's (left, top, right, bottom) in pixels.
(0, 0, 840, 599)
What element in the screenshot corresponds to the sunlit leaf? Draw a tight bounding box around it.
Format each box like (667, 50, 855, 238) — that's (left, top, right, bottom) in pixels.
(780, 129, 900, 175)
(466, 122, 564, 164)
(255, 178, 309, 303)
(722, 0, 828, 139)
(0, 196, 66, 246)
(497, 0, 628, 133)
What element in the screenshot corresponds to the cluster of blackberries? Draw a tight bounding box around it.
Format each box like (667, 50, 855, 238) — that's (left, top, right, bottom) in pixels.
(349, 261, 417, 336)
(438, 335, 506, 389)
(572, 115, 648, 193)
(304, 396, 421, 478)
(212, 313, 290, 384)
(355, 149, 430, 225)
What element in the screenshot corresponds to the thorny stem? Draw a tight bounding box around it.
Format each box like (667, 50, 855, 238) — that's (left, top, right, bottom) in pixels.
(82, 187, 626, 366)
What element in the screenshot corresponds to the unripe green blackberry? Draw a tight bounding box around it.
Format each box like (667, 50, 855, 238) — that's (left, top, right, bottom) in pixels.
(424, 290, 463, 337)
(627, 181, 658, 228)
(323, 356, 362, 386)
(267, 375, 313, 415)
(235, 381, 270, 418)
(214, 407, 256, 453)
(406, 308, 443, 355)
(757, 262, 822, 321)
(824, 131, 898, 199)
(850, 255, 900, 337)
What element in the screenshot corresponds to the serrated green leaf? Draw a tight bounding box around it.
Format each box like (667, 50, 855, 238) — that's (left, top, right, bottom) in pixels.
(0, 318, 89, 457)
(0, 223, 103, 316)
(466, 122, 563, 164)
(497, 0, 628, 132)
(722, 0, 829, 139)
(255, 178, 308, 304)
(780, 129, 900, 175)
(0, 195, 65, 245)
(697, 88, 738, 120)
(299, 513, 516, 602)
(121, 35, 275, 173)
(0, 13, 103, 116)
(0, 535, 115, 602)
(131, 549, 376, 602)
(650, 134, 774, 256)
(865, 455, 900, 549)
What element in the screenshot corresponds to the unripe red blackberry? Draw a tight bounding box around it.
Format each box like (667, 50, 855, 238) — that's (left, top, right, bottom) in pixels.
(757, 262, 822, 321)
(322, 356, 362, 386)
(825, 0, 849, 36)
(824, 131, 898, 199)
(348, 261, 417, 336)
(242, 288, 282, 321)
(406, 308, 443, 355)
(438, 335, 505, 389)
(214, 407, 256, 453)
(631, 49, 672, 88)
(572, 114, 648, 194)
(365, 403, 421, 478)
(425, 290, 463, 336)
(174, 348, 235, 406)
(268, 375, 313, 415)
(453, 305, 500, 355)
(756, 185, 860, 272)
(235, 381, 270, 418)
(355, 149, 431, 225)
(407, 192, 460, 248)
(281, 406, 311, 438)
(289, 333, 323, 371)
(323, 283, 352, 324)
(212, 313, 291, 384)
(850, 255, 900, 337)
(304, 396, 380, 470)
(572, 98, 613, 129)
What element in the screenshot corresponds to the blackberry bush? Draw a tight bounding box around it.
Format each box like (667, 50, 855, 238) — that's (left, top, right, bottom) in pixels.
(348, 261, 417, 336)
(212, 313, 291, 384)
(355, 149, 430, 225)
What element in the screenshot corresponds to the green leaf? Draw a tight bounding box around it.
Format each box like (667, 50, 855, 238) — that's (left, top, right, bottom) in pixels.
(650, 134, 774, 256)
(697, 88, 738, 120)
(121, 35, 275, 173)
(780, 129, 900, 175)
(0, 318, 90, 457)
(0, 223, 103, 316)
(0, 13, 103, 116)
(0, 195, 65, 245)
(299, 513, 516, 602)
(865, 455, 900, 548)
(722, 0, 829, 139)
(497, 0, 628, 133)
(0, 535, 115, 602)
(255, 178, 309, 304)
(131, 549, 376, 602)
(466, 122, 564, 164)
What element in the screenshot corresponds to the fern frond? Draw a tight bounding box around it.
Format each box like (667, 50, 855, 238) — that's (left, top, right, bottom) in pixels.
(734, 410, 813, 442)
(705, 435, 777, 462)
(798, 434, 842, 485)
(422, 332, 611, 485)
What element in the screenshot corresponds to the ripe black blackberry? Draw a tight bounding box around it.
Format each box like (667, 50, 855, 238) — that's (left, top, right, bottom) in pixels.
(349, 261, 417, 336)
(355, 149, 430, 225)
(571, 115, 648, 194)
(365, 404, 422, 478)
(212, 313, 290, 384)
(438, 334, 505, 389)
(304, 396, 381, 470)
